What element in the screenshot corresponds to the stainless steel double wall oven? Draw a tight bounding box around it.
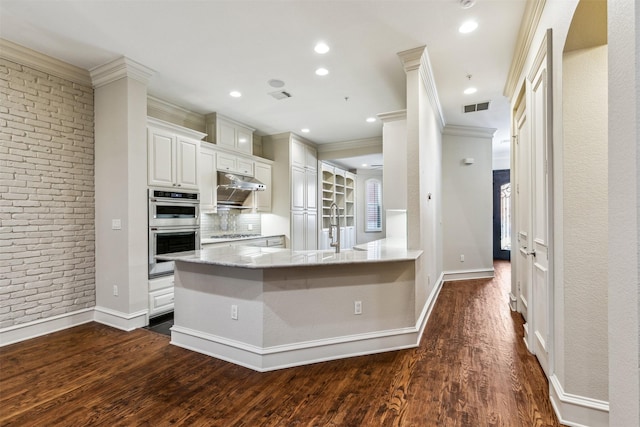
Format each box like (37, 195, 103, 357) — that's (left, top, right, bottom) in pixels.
(148, 189, 200, 278)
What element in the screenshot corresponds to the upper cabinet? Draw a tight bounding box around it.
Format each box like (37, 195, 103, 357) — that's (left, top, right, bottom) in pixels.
(205, 113, 254, 155)
(216, 152, 254, 176)
(262, 133, 318, 250)
(254, 162, 272, 213)
(147, 117, 206, 190)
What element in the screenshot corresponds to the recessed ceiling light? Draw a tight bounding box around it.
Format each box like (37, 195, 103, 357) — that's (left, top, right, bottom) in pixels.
(366, 117, 376, 123)
(314, 42, 330, 54)
(464, 87, 477, 95)
(301, 128, 310, 133)
(362, 163, 368, 167)
(459, 20, 478, 34)
(229, 90, 242, 98)
(315, 68, 329, 76)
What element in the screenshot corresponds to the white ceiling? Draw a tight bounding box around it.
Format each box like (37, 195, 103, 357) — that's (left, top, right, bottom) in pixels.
(0, 0, 524, 169)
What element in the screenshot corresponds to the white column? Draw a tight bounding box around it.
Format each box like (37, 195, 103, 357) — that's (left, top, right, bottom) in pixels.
(608, 0, 640, 425)
(91, 57, 154, 330)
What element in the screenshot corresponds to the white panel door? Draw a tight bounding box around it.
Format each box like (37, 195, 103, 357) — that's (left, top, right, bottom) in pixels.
(514, 31, 553, 377)
(291, 166, 306, 210)
(515, 100, 531, 324)
(529, 46, 551, 376)
(306, 170, 317, 210)
(176, 137, 199, 190)
(291, 211, 305, 251)
(148, 128, 175, 188)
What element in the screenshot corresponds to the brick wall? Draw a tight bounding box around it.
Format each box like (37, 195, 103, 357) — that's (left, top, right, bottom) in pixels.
(0, 58, 95, 328)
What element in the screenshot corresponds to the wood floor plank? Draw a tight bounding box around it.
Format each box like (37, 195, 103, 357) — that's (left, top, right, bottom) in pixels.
(0, 261, 560, 426)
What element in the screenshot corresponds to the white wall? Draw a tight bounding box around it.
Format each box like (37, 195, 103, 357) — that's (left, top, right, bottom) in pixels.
(608, 0, 640, 425)
(562, 44, 608, 400)
(380, 112, 407, 211)
(441, 127, 494, 275)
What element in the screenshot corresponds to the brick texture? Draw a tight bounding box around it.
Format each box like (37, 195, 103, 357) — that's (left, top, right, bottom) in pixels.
(0, 59, 95, 328)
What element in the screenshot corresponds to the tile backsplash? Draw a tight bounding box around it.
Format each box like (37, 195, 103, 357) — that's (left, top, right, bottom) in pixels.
(201, 212, 261, 237)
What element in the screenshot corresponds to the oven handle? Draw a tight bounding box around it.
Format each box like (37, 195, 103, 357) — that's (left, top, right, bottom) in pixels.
(150, 227, 199, 233)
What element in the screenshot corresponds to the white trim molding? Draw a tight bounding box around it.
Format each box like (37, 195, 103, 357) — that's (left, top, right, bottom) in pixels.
(171, 273, 445, 372)
(443, 124, 497, 139)
(90, 56, 155, 88)
(378, 109, 407, 123)
(147, 95, 206, 132)
(442, 268, 495, 282)
(0, 308, 94, 346)
(503, 0, 547, 99)
(93, 306, 149, 332)
(549, 374, 609, 427)
(0, 38, 92, 86)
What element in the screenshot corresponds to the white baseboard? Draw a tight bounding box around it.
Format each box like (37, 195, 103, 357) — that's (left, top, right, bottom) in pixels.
(94, 306, 148, 331)
(171, 272, 445, 372)
(549, 374, 609, 427)
(508, 292, 518, 311)
(442, 268, 495, 282)
(0, 308, 94, 347)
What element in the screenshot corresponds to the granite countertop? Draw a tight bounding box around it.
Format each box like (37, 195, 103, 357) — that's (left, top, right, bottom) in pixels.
(200, 234, 285, 245)
(156, 242, 422, 269)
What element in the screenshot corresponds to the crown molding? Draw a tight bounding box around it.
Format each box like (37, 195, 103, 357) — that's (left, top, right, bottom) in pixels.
(90, 56, 154, 88)
(443, 124, 497, 139)
(0, 38, 92, 86)
(397, 46, 425, 72)
(378, 110, 407, 123)
(419, 47, 446, 131)
(147, 96, 205, 131)
(316, 137, 382, 155)
(503, 0, 547, 99)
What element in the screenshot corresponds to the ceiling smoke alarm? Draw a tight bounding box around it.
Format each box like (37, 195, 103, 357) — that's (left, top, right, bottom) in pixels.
(268, 79, 285, 88)
(460, 0, 476, 9)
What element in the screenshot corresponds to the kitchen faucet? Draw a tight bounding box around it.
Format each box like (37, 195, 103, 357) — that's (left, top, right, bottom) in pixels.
(329, 202, 341, 253)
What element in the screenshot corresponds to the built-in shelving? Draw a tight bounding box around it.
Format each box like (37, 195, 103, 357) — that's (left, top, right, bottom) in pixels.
(319, 162, 356, 249)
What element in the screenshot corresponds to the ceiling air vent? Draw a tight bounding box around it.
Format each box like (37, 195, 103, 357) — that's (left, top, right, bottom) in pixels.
(269, 90, 292, 100)
(463, 101, 491, 113)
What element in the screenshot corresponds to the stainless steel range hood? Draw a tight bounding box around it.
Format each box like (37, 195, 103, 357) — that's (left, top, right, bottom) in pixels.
(216, 172, 265, 209)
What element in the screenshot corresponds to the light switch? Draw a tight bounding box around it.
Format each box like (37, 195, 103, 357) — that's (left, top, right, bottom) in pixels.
(111, 219, 122, 230)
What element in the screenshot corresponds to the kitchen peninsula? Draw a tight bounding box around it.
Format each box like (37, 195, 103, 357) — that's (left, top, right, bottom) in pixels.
(158, 243, 423, 371)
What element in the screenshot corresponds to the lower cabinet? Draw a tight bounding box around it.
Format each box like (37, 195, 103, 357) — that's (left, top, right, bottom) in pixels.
(291, 211, 317, 251)
(148, 275, 174, 318)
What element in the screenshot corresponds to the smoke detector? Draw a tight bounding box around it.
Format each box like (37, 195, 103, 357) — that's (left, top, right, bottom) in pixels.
(460, 0, 476, 9)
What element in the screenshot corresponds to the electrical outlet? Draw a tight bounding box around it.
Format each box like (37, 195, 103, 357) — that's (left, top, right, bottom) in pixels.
(460, 254, 465, 262)
(231, 304, 238, 320)
(354, 300, 362, 315)
(113, 285, 118, 296)
(247, 224, 253, 231)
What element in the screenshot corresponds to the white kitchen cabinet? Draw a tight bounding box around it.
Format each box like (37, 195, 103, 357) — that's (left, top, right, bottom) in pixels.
(199, 145, 217, 211)
(291, 166, 306, 210)
(205, 112, 254, 155)
(262, 133, 318, 250)
(291, 137, 317, 171)
(254, 162, 272, 212)
(148, 275, 175, 318)
(291, 211, 316, 251)
(147, 117, 206, 190)
(216, 152, 254, 176)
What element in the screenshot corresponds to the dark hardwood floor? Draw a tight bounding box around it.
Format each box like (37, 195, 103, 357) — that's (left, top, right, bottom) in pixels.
(0, 261, 560, 426)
